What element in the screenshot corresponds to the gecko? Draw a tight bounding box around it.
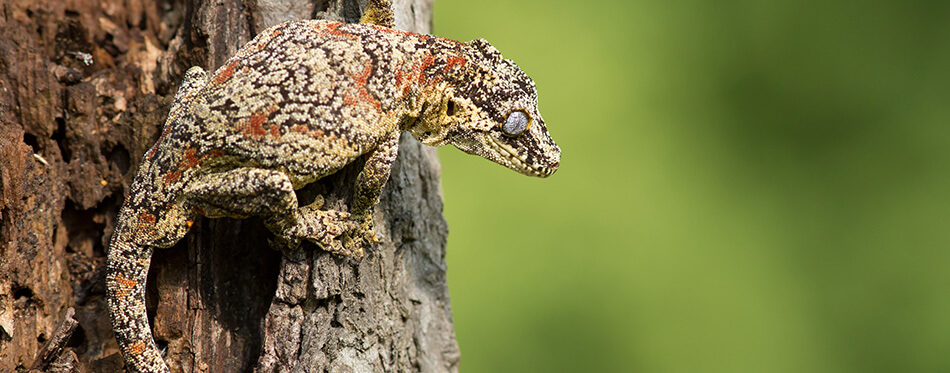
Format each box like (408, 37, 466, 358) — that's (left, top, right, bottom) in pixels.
(106, 2, 560, 372)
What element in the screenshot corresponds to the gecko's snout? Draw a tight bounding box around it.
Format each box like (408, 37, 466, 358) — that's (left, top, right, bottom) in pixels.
(547, 160, 560, 174)
(534, 149, 560, 178)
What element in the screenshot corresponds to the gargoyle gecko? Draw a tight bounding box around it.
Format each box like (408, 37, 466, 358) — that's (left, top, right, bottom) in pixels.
(106, 7, 560, 373)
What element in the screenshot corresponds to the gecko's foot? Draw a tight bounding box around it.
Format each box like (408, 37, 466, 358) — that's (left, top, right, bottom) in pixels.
(300, 203, 361, 256)
(340, 213, 377, 259)
(267, 198, 361, 257)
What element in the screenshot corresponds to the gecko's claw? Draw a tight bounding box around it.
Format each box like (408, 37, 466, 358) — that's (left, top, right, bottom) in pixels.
(322, 236, 359, 258)
(300, 203, 357, 237)
(356, 215, 378, 245)
(266, 203, 361, 257)
(338, 213, 377, 259)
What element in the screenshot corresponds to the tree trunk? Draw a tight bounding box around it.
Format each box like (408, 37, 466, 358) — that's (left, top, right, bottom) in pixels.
(0, 0, 459, 371)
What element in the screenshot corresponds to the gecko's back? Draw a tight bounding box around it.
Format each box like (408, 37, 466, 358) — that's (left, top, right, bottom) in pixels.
(151, 21, 449, 184)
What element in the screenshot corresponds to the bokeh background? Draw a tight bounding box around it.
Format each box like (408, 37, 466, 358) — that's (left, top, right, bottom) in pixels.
(431, 0, 950, 372)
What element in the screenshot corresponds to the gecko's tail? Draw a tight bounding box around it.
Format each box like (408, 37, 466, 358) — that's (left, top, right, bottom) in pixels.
(106, 238, 169, 373)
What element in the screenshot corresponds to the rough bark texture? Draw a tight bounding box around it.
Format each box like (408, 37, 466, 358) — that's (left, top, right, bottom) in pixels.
(0, 0, 459, 371)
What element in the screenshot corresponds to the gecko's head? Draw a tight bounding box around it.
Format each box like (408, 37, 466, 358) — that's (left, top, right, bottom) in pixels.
(419, 39, 560, 178)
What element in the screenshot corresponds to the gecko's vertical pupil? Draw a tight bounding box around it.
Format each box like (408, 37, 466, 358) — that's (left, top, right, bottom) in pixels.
(502, 110, 530, 136)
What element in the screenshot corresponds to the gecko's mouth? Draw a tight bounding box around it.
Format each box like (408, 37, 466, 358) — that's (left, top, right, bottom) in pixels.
(485, 135, 559, 177)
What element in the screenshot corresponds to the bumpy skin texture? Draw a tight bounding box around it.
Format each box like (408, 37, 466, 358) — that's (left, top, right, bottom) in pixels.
(106, 18, 560, 373)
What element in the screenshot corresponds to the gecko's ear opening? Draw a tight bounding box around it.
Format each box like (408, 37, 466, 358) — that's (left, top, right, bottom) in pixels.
(446, 100, 457, 116)
(436, 90, 464, 127)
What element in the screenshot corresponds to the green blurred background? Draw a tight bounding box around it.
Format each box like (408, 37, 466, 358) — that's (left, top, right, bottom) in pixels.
(432, 0, 950, 372)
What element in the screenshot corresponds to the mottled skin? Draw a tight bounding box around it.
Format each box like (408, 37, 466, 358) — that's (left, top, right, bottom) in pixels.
(106, 16, 560, 373)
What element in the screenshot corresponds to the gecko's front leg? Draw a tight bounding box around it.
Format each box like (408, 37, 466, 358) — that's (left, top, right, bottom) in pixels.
(343, 130, 401, 253)
(184, 167, 360, 256)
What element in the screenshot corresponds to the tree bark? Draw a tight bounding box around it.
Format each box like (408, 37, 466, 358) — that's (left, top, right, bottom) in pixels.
(0, 0, 458, 371)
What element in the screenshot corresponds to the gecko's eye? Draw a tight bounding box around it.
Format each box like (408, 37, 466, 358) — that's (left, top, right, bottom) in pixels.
(502, 110, 531, 137)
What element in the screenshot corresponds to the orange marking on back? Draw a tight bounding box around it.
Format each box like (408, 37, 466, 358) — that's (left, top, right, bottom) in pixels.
(137, 213, 157, 236)
(373, 25, 426, 40)
(251, 27, 284, 51)
(444, 56, 467, 73)
(241, 112, 270, 139)
(355, 60, 373, 81)
(345, 60, 382, 110)
(419, 54, 435, 73)
(326, 22, 359, 40)
(163, 148, 204, 185)
(113, 274, 138, 298)
(163, 170, 182, 184)
(416, 53, 435, 86)
(129, 342, 147, 354)
(395, 52, 435, 97)
(182, 148, 199, 168)
(360, 89, 381, 110)
(292, 125, 308, 134)
(139, 213, 156, 225)
(213, 60, 240, 84)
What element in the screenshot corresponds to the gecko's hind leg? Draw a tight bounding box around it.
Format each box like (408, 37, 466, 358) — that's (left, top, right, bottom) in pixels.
(183, 167, 361, 257)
